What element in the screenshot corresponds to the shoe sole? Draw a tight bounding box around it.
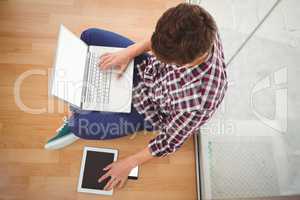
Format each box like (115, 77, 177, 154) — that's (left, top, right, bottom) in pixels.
(44, 133, 79, 150)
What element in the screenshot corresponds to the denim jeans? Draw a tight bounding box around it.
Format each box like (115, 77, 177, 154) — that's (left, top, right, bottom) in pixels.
(68, 28, 154, 140)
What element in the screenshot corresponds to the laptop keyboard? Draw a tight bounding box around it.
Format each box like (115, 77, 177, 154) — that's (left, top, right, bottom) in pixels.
(85, 53, 111, 104)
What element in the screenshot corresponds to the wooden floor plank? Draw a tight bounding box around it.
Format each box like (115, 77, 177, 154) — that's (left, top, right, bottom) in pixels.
(0, 1, 198, 200)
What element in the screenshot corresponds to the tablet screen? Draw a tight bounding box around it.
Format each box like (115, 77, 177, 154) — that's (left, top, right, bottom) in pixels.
(78, 147, 118, 195)
(82, 150, 114, 190)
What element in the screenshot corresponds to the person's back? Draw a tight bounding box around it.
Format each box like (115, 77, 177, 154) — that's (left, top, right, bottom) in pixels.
(133, 3, 228, 156)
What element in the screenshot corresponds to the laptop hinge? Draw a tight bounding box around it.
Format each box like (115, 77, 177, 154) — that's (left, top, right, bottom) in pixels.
(81, 50, 91, 107)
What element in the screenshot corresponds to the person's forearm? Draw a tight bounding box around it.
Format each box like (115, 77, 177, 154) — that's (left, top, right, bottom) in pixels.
(128, 146, 154, 167)
(126, 39, 151, 59)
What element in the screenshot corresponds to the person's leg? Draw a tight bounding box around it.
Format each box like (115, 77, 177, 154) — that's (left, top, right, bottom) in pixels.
(80, 28, 134, 47)
(69, 28, 151, 140)
(45, 28, 151, 149)
(69, 105, 148, 140)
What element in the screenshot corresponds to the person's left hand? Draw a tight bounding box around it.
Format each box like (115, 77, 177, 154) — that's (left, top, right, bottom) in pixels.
(98, 156, 137, 190)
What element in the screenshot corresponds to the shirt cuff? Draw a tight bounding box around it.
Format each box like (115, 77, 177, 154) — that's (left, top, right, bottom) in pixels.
(148, 137, 165, 157)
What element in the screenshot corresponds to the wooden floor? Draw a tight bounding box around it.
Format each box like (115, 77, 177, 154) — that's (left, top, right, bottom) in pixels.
(0, 0, 197, 200)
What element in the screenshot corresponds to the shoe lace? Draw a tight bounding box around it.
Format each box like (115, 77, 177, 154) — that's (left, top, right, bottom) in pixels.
(56, 116, 69, 132)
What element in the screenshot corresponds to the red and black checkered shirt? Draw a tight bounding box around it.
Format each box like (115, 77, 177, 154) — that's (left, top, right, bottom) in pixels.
(133, 33, 228, 157)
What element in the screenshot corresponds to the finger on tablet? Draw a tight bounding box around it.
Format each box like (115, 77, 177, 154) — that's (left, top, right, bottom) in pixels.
(103, 163, 113, 171)
(117, 179, 126, 189)
(109, 179, 120, 190)
(103, 177, 116, 190)
(98, 172, 110, 183)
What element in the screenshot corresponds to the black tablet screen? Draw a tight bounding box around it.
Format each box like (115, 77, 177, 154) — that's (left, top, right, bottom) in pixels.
(81, 150, 114, 190)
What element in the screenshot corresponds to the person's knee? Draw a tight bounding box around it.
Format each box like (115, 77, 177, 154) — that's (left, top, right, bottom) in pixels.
(72, 125, 101, 140)
(70, 118, 89, 139)
(80, 28, 98, 44)
(71, 118, 112, 140)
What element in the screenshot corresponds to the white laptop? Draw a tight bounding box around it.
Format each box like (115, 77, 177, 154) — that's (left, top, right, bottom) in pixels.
(51, 25, 134, 113)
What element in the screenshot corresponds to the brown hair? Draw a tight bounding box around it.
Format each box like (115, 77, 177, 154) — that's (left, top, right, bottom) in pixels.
(151, 3, 217, 65)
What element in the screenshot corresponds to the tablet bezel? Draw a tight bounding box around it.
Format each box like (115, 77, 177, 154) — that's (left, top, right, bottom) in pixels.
(77, 146, 118, 195)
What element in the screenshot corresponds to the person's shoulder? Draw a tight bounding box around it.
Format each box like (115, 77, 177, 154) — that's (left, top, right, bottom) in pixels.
(211, 31, 226, 69)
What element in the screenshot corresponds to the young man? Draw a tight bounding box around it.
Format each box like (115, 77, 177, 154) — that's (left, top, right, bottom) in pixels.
(45, 3, 228, 190)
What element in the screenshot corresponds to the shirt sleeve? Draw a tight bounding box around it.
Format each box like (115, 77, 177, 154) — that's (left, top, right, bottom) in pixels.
(148, 109, 215, 157)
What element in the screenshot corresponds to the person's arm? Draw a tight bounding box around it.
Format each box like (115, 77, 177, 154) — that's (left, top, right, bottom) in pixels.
(147, 110, 214, 157)
(98, 146, 155, 191)
(99, 39, 151, 74)
(125, 39, 151, 59)
(98, 109, 214, 191)
(130, 146, 154, 166)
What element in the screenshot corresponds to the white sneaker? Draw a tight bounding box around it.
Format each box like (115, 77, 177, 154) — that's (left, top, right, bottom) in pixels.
(44, 117, 79, 150)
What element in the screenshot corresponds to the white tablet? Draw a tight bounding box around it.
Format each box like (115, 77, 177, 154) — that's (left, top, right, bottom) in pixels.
(77, 146, 118, 195)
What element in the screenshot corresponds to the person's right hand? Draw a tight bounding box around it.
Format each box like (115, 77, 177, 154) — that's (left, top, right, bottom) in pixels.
(98, 49, 132, 78)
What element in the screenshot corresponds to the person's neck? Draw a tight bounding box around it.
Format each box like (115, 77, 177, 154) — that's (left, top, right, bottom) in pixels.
(188, 52, 209, 67)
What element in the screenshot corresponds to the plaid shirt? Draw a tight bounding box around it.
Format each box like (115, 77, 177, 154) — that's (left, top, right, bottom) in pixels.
(132, 33, 228, 157)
